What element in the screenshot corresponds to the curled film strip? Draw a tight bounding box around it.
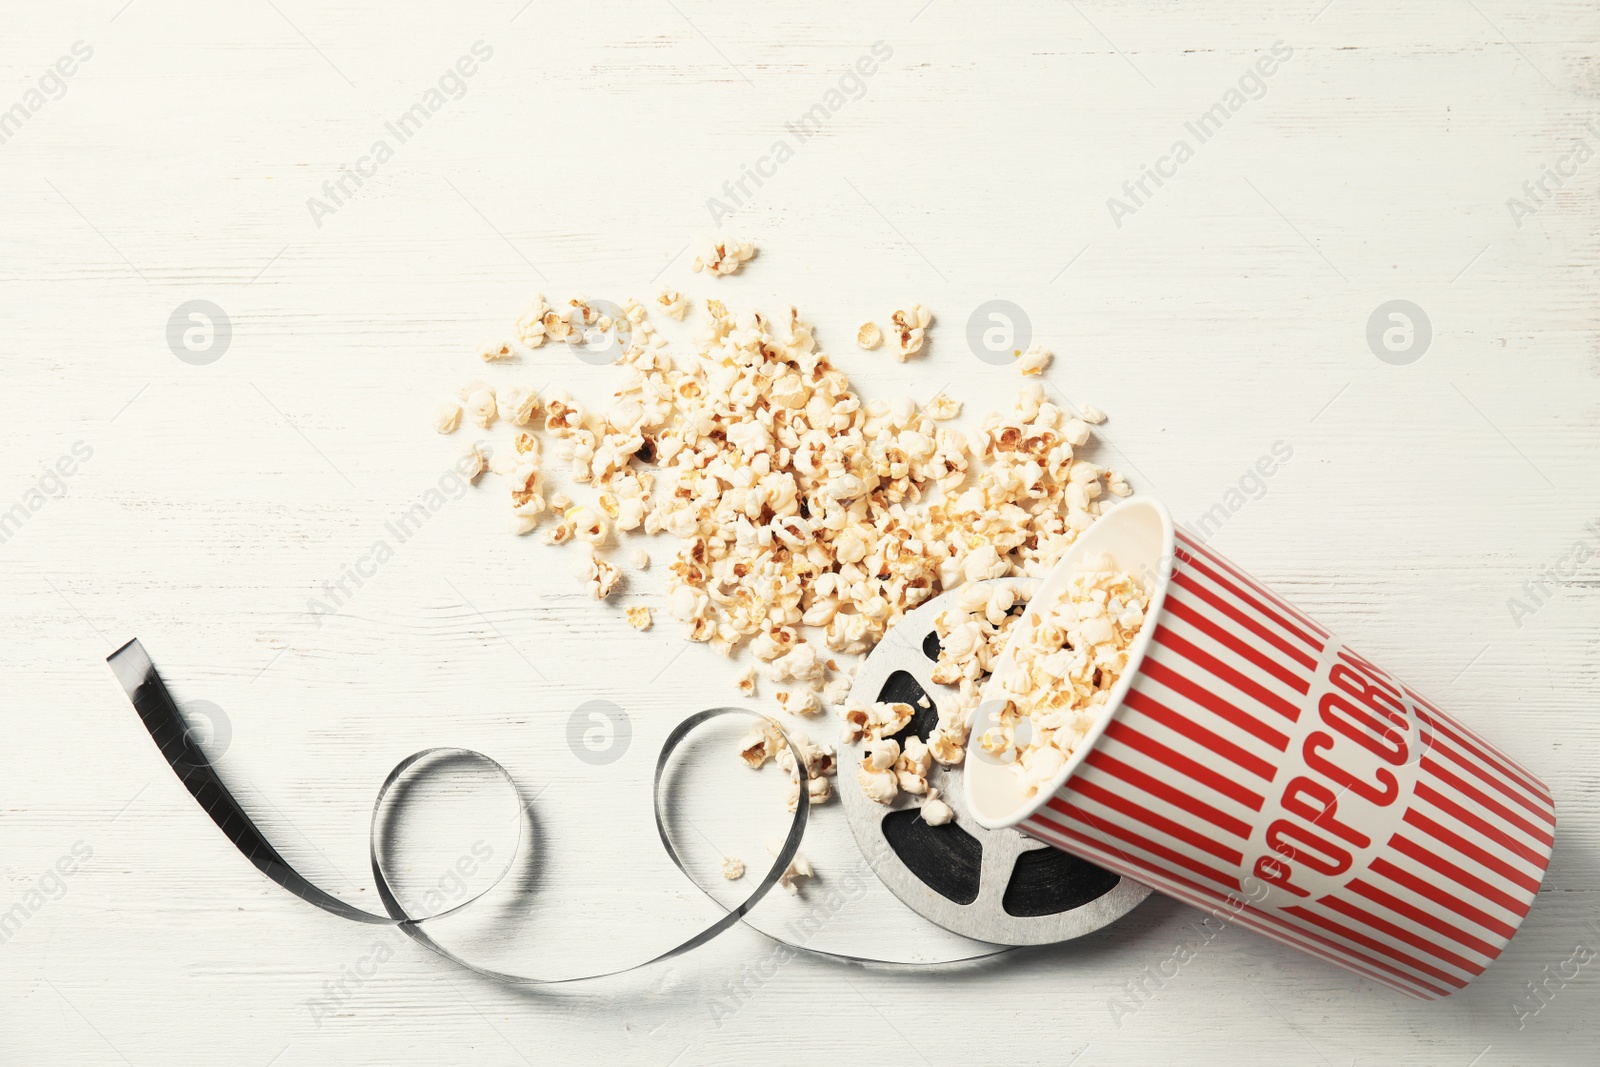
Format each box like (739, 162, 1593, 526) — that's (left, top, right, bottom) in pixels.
(107, 638, 1015, 983)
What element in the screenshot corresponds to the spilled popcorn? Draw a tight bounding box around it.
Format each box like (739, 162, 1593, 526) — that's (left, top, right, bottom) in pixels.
(981, 554, 1150, 796)
(775, 728, 837, 812)
(691, 237, 756, 277)
(920, 793, 954, 826)
(429, 250, 1129, 834)
(656, 288, 690, 321)
(434, 401, 463, 434)
(1015, 344, 1051, 376)
(766, 839, 815, 895)
(887, 304, 932, 361)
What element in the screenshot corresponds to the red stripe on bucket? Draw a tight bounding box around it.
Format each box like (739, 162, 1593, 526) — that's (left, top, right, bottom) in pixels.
(1063, 774, 1247, 862)
(1317, 894, 1485, 974)
(1103, 717, 1266, 812)
(1401, 806, 1543, 897)
(1410, 693, 1550, 803)
(1172, 563, 1319, 671)
(1082, 748, 1254, 841)
(1390, 833, 1526, 916)
(1134, 663, 1288, 756)
(1024, 816, 1444, 999)
(1179, 533, 1332, 641)
(1414, 778, 1552, 870)
(1282, 905, 1471, 988)
(1345, 878, 1500, 959)
(1424, 725, 1555, 827)
(1042, 797, 1243, 890)
(1154, 627, 1300, 722)
(1367, 857, 1517, 940)
(1164, 594, 1313, 696)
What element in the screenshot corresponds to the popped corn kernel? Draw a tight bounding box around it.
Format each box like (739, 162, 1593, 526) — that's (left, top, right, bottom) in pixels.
(1016, 344, 1052, 376)
(542, 308, 574, 342)
(510, 495, 546, 536)
(858, 762, 899, 805)
(515, 295, 551, 347)
(889, 304, 932, 360)
(763, 840, 814, 895)
(775, 687, 822, 717)
(787, 731, 836, 780)
(691, 238, 756, 277)
(465, 388, 497, 428)
(806, 775, 833, 805)
(567, 505, 607, 544)
(497, 385, 541, 426)
(434, 401, 463, 434)
(656, 288, 689, 321)
(863, 737, 900, 772)
(924, 393, 961, 420)
(460, 442, 488, 482)
(921, 796, 954, 826)
(569, 544, 620, 599)
(738, 718, 785, 768)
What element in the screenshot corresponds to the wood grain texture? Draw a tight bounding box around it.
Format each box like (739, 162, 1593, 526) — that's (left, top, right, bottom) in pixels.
(3, 0, 1599, 1064)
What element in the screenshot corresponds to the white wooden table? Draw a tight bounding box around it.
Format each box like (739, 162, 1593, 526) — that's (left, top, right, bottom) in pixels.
(4, 1, 1598, 1064)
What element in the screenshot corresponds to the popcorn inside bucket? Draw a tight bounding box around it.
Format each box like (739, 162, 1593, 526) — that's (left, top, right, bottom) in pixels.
(965, 497, 1173, 827)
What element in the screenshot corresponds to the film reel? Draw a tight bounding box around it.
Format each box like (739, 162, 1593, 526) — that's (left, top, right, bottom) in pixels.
(840, 578, 1151, 945)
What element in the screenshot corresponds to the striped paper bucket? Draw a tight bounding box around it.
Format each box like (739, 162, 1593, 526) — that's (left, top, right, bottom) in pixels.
(964, 497, 1555, 999)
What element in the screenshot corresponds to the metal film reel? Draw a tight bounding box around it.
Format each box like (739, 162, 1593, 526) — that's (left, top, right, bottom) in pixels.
(839, 578, 1151, 945)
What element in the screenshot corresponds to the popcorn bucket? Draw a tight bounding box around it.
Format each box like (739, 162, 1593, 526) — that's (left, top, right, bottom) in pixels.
(964, 497, 1556, 999)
